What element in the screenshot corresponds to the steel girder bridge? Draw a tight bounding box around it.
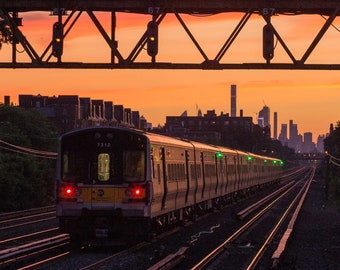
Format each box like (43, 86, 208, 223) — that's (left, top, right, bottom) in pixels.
(0, 0, 339, 70)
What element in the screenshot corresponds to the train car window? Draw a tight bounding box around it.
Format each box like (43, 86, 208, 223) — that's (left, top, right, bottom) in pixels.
(190, 164, 196, 180)
(205, 164, 214, 177)
(62, 151, 88, 183)
(167, 164, 173, 181)
(196, 164, 202, 179)
(123, 150, 145, 182)
(98, 153, 110, 181)
(62, 153, 69, 175)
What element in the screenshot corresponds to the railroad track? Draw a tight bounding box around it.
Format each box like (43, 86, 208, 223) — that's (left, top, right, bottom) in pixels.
(0, 234, 71, 269)
(0, 168, 312, 269)
(0, 205, 59, 248)
(0, 206, 56, 233)
(29, 168, 310, 270)
(0, 205, 67, 269)
(190, 167, 315, 269)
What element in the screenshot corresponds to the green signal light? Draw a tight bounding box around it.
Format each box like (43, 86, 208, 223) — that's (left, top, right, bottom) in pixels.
(273, 160, 277, 164)
(215, 152, 223, 159)
(247, 156, 253, 161)
(280, 161, 284, 166)
(264, 159, 268, 163)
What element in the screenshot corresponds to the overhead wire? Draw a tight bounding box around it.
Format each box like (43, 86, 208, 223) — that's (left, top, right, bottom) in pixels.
(0, 145, 57, 159)
(0, 138, 57, 159)
(327, 153, 340, 168)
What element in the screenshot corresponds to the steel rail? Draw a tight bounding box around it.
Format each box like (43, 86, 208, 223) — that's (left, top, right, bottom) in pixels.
(0, 227, 59, 245)
(0, 234, 69, 262)
(246, 168, 315, 269)
(191, 169, 314, 270)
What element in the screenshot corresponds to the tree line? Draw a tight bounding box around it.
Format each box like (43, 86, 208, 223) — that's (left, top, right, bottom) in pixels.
(0, 105, 58, 212)
(324, 121, 340, 208)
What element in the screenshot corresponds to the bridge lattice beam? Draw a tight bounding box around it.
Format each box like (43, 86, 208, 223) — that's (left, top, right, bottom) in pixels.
(0, 0, 339, 69)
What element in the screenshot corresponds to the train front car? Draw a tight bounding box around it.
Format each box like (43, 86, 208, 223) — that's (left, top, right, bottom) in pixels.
(56, 127, 152, 243)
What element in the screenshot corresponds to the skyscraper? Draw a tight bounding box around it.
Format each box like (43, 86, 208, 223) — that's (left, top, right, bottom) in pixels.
(278, 124, 288, 146)
(273, 112, 277, 140)
(289, 120, 299, 150)
(230, 84, 236, 117)
(258, 106, 270, 128)
(303, 132, 314, 152)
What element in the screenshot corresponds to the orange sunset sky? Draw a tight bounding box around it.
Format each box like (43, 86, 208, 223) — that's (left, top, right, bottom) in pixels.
(1, 11, 340, 142)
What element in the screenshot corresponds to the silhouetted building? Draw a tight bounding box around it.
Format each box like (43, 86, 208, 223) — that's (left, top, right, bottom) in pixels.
(303, 132, 315, 153)
(278, 124, 288, 146)
(80, 97, 91, 119)
(4, 96, 10, 105)
(258, 105, 270, 130)
(140, 115, 148, 131)
(114, 105, 124, 124)
(92, 99, 104, 119)
(104, 101, 114, 121)
(289, 120, 299, 150)
(18, 94, 145, 134)
(125, 108, 132, 125)
(230, 84, 237, 117)
(273, 112, 277, 140)
(132, 111, 140, 129)
(165, 109, 253, 146)
(316, 135, 325, 153)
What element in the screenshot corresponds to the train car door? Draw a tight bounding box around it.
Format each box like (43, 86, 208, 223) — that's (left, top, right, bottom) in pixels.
(90, 152, 116, 209)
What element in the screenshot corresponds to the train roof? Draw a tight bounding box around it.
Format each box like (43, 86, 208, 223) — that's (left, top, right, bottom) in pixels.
(60, 126, 281, 162)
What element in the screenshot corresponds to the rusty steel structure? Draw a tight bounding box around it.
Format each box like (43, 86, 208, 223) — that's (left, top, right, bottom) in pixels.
(0, 0, 339, 69)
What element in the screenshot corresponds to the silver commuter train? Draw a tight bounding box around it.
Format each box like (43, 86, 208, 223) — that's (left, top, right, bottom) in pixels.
(56, 126, 283, 241)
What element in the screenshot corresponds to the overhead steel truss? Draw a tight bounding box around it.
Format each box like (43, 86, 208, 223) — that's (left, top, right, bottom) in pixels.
(0, 0, 339, 70)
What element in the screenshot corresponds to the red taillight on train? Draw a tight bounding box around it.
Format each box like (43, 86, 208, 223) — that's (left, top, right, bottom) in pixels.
(125, 185, 146, 201)
(64, 186, 74, 196)
(133, 187, 142, 197)
(58, 183, 77, 201)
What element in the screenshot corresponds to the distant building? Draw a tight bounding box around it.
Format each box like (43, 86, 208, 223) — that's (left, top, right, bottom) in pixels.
(278, 124, 288, 146)
(18, 94, 146, 134)
(289, 120, 297, 148)
(4, 96, 10, 105)
(230, 84, 237, 117)
(104, 101, 114, 121)
(273, 112, 278, 140)
(316, 135, 325, 153)
(258, 105, 270, 137)
(165, 109, 253, 146)
(303, 132, 315, 153)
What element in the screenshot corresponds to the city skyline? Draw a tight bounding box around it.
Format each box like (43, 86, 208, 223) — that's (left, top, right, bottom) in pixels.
(0, 12, 339, 140)
(3, 91, 327, 145)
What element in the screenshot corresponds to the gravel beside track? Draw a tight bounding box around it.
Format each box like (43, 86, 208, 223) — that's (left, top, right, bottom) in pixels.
(278, 176, 340, 270)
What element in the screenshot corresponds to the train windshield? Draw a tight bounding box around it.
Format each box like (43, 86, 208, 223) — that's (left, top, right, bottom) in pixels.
(61, 129, 147, 184)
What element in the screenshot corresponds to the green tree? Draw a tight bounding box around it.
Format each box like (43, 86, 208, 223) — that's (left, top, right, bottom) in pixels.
(0, 105, 58, 212)
(324, 121, 340, 208)
(324, 121, 340, 158)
